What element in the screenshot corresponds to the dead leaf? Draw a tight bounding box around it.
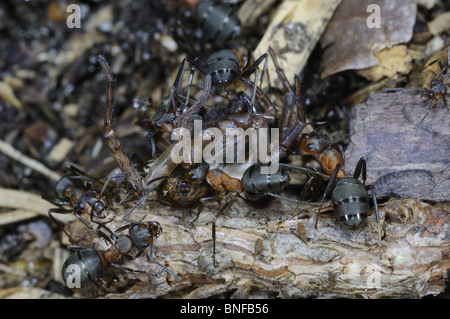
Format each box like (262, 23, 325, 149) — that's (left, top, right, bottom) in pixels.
(320, 0, 417, 79)
(356, 45, 417, 81)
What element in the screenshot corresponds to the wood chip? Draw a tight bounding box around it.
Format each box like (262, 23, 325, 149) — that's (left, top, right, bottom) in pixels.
(0, 139, 62, 182)
(427, 11, 450, 36)
(356, 45, 416, 82)
(49, 137, 74, 164)
(237, 0, 278, 27)
(254, 0, 342, 89)
(0, 81, 23, 110)
(0, 188, 75, 224)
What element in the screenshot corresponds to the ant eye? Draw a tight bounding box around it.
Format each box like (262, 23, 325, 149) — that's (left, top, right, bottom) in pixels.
(307, 143, 315, 150)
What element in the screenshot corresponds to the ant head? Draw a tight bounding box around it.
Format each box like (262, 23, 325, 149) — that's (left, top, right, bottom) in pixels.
(430, 79, 447, 97)
(300, 131, 331, 155)
(129, 221, 162, 249)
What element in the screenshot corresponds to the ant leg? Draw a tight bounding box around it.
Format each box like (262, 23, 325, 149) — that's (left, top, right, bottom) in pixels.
(315, 163, 341, 228)
(97, 55, 147, 197)
(250, 68, 258, 107)
(289, 175, 317, 217)
(113, 224, 132, 236)
(122, 176, 170, 224)
(260, 53, 269, 87)
(415, 99, 438, 136)
(95, 223, 116, 245)
(184, 65, 196, 111)
(280, 163, 330, 179)
(168, 57, 187, 114)
(238, 76, 277, 118)
(178, 73, 212, 129)
(48, 208, 73, 238)
(241, 53, 268, 81)
(268, 47, 292, 93)
(49, 208, 102, 240)
(266, 192, 297, 203)
(241, 51, 269, 87)
(367, 185, 382, 259)
(146, 238, 181, 282)
(301, 175, 314, 201)
(338, 145, 345, 172)
(352, 157, 367, 185)
(67, 245, 89, 251)
(44, 197, 71, 207)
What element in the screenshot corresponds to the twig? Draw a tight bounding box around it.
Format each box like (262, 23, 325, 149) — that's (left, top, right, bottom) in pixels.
(0, 139, 61, 182)
(0, 209, 40, 226)
(0, 188, 75, 224)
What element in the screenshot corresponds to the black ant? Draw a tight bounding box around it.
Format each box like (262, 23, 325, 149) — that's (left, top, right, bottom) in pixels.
(204, 162, 322, 262)
(173, 48, 272, 129)
(194, 0, 241, 46)
(267, 47, 383, 257)
(384, 46, 449, 135)
(44, 165, 112, 233)
(299, 157, 383, 258)
(62, 220, 180, 288)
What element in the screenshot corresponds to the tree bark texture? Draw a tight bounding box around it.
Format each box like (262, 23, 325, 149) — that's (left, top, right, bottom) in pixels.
(64, 195, 449, 299)
(345, 89, 449, 202)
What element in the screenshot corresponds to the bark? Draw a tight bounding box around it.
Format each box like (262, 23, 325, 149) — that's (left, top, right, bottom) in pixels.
(345, 89, 450, 201)
(64, 195, 449, 299)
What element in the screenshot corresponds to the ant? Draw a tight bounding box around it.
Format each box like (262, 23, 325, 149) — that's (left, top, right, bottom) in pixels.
(205, 162, 321, 261)
(299, 129, 346, 180)
(44, 165, 112, 233)
(416, 52, 449, 134)
(173, 48, 272, 129)
(267, 47, 383, 257)
(267, 46, 321, 162)
(194, 0, 241, 46)
(62, 220, 180, 288)
(299, 156, 383, 258)
(384, 46, 449, 135)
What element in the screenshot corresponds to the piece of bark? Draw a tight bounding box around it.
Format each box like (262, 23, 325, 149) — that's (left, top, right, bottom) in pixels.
(344, 89, 449, 201)
(62, 194, 449, 299)
(254, 0, 342, 89)
(237, 0, 278, 27)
